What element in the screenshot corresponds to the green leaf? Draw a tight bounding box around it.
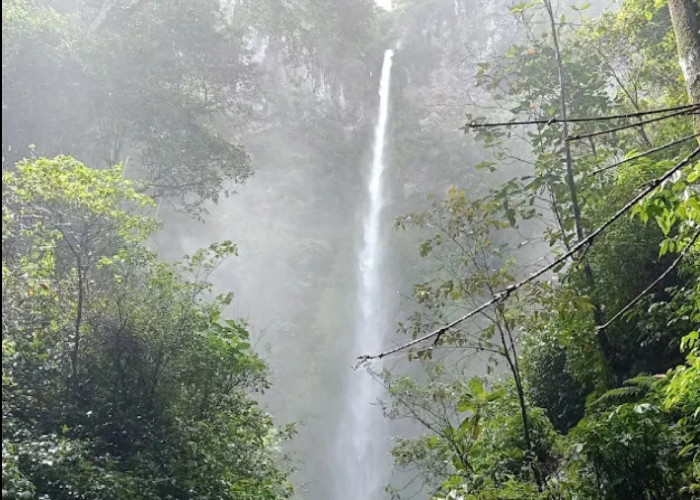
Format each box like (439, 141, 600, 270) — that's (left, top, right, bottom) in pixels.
(468, 377, 485, 397)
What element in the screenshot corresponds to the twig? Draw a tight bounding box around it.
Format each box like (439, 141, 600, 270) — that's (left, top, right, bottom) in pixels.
(358, 147, 700, 362)
(590, 133, 700, 175)
(463, 104, 697, 130)
(595, 229, 700, 332)
(566, 105, 699, 142)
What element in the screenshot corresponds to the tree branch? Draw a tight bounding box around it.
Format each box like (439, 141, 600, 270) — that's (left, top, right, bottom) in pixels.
(595, 229, 700, 332)
(566, 105, 699, 142)
(462, 104, 697, 130)
(590, 133, 699, 175)
(359, 147, 700, 362)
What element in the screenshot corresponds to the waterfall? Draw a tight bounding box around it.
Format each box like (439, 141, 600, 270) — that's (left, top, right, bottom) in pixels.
(335, 49, 394, 499)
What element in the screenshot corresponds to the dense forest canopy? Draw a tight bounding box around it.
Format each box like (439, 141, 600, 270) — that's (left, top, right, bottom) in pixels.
(2, 0, 699, 499)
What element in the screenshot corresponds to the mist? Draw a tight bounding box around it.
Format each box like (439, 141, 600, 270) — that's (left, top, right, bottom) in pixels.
(152, 3, 528, 497)
(4, 0, 698, 499)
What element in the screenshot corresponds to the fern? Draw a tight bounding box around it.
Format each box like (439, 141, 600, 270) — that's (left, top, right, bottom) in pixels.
(589, 374, 659, 409)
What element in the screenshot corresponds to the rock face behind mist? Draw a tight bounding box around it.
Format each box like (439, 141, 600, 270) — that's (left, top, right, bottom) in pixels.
(155, 26, 379, 499)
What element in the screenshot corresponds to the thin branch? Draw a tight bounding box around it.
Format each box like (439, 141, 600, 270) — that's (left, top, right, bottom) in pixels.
(463, 103, 697, 130)
(590, 133, 700, 175)
(595, 229, 700, 332)
(359, 147, 700, 362)
(589, 43, 652, 146)
(566, 105, 699, 142)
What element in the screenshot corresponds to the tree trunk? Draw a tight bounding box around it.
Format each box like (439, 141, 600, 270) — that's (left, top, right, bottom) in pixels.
(543, 0, 615, 383)
(668, 0, 700, 142)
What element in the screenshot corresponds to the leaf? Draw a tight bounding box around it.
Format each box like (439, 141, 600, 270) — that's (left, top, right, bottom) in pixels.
(634, 403, 654, 414)
(468, 377, 485, 397)
(457, 395, 475, 413)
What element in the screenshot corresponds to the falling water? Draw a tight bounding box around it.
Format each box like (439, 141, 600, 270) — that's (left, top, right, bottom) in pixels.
(335, 49, 394, 500)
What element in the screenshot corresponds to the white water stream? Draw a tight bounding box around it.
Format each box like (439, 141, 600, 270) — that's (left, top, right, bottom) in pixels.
(335, 49, 394, 499)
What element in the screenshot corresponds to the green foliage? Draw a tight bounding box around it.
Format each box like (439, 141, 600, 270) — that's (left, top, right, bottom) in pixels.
(2, 0, 253, 215)
(666, 331, 700, 413)
(589, 374, 659, 409)
(383, 367, 554, 499)
(394, 188, 523, 357)
(383, 364, 476, 491)
(2, 156, 293, 499)
(436, 479, 545, 500)
(2, 0, 380, 216)
(635, 158, 700, 254)
(663, 330, 700, 494)
(565, 403, 687, 499)
(387, 1, 700, 499)
(468, 394, 558, 483)
(521, 309, 600, 432)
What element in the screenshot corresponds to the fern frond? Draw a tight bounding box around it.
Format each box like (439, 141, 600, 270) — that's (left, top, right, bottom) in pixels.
(589, 374, 659, 409)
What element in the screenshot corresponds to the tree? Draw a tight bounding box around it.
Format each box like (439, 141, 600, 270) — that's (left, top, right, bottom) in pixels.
(2, 0, 255, 215)
(2, 156, 293, 499)
(462, 0, 696, 387)
(379, 1, 699, 498)
(385, 190, 549, 494)
(2, 0, 381, 216)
